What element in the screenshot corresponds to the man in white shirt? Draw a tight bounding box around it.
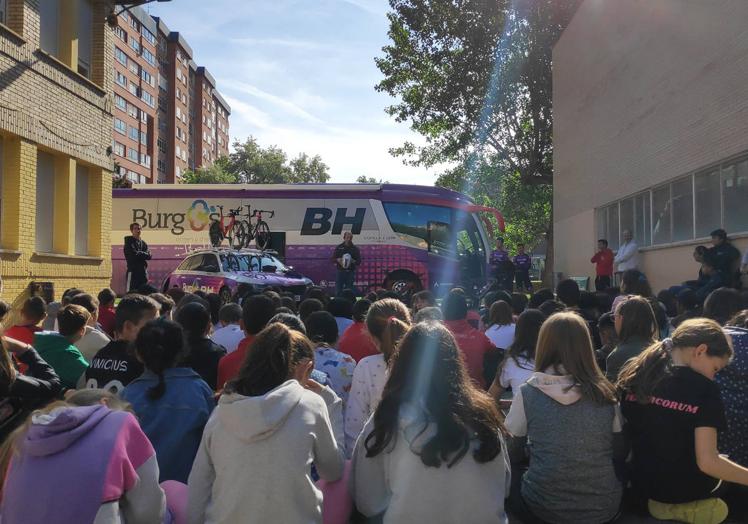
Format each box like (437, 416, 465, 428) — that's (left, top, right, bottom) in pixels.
(614, 229, 640, 279)
(210, 303, 245, 353)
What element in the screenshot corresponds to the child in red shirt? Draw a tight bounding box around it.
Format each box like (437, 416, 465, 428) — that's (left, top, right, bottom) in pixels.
(591, 239, 614, 291)
(97, 288, 117, 337)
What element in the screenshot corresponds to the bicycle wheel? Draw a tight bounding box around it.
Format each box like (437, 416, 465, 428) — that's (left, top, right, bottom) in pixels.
(230, 222, 248, 250)
(254, 221, 271, 250)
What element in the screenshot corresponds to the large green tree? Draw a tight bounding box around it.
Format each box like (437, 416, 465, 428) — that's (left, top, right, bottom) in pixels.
(376, 0, 580, 278)
(225, 137, 330, 184)
(181, 157, 239, 184)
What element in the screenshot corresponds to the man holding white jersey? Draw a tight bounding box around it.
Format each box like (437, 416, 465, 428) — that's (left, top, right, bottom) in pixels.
(332, 231, 361, 297)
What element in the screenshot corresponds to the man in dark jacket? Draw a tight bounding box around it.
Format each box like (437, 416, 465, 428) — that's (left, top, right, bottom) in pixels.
(124, 223, 152, 292)
(331, 231, 361, 297)
(709, 228, 740, 287)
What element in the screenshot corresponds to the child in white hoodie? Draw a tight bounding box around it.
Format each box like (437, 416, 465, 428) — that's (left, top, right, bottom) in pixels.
(351, 321, 510, 524)
(187, 323, 344, 524)
(504, 311, 624, 524)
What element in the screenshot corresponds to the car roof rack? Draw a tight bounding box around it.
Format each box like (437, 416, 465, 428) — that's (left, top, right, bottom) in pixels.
(181, 246, 280, 256)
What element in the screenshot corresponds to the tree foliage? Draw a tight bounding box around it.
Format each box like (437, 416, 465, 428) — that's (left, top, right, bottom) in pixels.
(224, 136, 330, 184)
(181, 157, 239, 184)
(182, 137, 331, 184)
(355, 175, 389, 184)
(376, 0, 580, 275)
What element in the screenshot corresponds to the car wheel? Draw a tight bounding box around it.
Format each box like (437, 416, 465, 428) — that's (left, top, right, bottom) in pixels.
(219, 286, 232, 305)
(384, 270, 422, 302)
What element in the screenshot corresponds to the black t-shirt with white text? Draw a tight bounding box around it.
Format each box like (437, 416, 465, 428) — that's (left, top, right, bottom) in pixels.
(84, 340, 144, 394)
(621, 366, 727, 503)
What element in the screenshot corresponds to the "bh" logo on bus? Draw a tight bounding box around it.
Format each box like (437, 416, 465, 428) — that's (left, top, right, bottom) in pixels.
(301, 207, 366, 235)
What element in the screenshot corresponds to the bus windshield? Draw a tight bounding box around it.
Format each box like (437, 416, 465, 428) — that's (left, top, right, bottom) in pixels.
(382, 202, 488, 258)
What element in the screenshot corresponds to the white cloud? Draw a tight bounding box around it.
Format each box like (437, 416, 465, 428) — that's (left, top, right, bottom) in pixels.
(222, 80, 327, 125)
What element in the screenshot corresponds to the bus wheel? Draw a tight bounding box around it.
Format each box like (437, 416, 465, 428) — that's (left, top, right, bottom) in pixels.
(384, 271, 422, 301)
(219, 286, 232, 305)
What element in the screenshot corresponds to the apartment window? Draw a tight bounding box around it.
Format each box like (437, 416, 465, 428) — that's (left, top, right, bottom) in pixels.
(157, 159, 166, 173)
(127, 148, 139, 162)
(113, 141, 125, 157)
(115, 47, 128, 66)
(176, 107, 182, 119)
(129, 14, 138, 30)
(114, 118, 126, 135)
(128, 82, 138, 96)
(114, 25, 126, 42)
(181, 149, 187, 162)
(128, 60, 139, 75)
(141, 90, 155, 108)
(78, 0, 93, 78)
(39, 1, 60, 56)
(129, 38, 140, 53)
(140, 131, 147, 145)
(175, 145, 181, 158)
(127, 103, 138, 118)
(75, 165, 89, 255)
(176, 166, 182, 179)
(114, 70, 127, 87)
(140, 111, 148, 124)
(695, 169, 721, 238)
(141, 48, 156, 67)
(141, 69, 154, 87)
(140, 153, 151, 167)
(176, 87, 182, 100)
(114, 94, 126, 110)
(35, 152, 55, 253)
(159, 75, 168, 91)
(142, 27, 156, 46)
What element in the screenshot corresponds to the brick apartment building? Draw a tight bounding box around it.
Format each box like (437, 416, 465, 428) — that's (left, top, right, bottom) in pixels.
(112, 7, 230, 184)
(0, 0, 115, 304)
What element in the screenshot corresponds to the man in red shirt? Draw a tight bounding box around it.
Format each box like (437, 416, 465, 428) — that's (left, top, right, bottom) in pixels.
(216, 294, 277, 390)
(441, 292, 496, 389)
(590, 239, 614, 291)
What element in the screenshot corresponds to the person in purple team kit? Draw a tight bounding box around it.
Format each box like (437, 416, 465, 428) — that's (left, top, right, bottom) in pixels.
(490, 237, 514, 292)
(513, 244, 533, 293)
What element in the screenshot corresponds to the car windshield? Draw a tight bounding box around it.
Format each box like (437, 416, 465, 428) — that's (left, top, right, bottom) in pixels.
(220, 253, 286, 273)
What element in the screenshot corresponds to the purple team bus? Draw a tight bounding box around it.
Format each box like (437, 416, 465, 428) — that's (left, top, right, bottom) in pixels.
(111, 183, 505, 297)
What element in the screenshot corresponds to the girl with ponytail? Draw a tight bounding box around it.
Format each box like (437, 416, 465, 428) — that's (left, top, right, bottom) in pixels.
(618, 318, 748, 524)
(344, 298, 411, 455)
(122, 319, 215, 483)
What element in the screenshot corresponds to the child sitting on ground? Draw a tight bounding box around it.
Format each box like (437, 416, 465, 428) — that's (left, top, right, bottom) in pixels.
(618, 318, 748, 524)
(122, 319, 214, 483)
(32, 305, 90, 390)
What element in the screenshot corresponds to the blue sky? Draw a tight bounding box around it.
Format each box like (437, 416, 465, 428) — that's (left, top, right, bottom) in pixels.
(144, 0, 437, 185)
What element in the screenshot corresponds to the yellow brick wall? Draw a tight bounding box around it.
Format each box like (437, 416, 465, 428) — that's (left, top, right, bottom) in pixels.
(0, 0, 115, 306)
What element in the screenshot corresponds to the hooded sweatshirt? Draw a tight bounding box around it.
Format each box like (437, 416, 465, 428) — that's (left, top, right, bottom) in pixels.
(187, 380, 344, 524)
(32, 331, 89, 390)
(351, 403, 510, 524)
(505, 369, 622, 524)
(0, 405, 167, 524)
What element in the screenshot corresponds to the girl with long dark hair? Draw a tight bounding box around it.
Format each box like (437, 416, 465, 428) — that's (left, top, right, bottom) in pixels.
(188, 323, 343, 523)
(488, 309, 545, 403)
(122, 319, 214, 483)
(175, 302, 226, 390)
(606, 295, 658, 381)
(351, 321, 509, 522)
(618, 319, 748, 524)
